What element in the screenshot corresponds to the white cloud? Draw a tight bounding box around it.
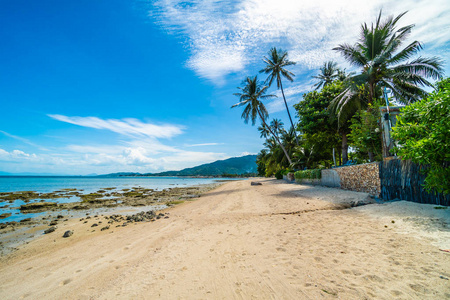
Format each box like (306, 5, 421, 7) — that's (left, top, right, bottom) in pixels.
(239, 151, 255, 156)
(152, 0, 450, 84)
(266, 83, 311, 113)
(48, 114, 184, 139)
(0, 148, 39, 161)
(186, 142, 223, 147)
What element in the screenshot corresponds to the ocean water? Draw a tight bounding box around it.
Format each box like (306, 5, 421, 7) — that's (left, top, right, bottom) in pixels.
(0, 176, 237, 223)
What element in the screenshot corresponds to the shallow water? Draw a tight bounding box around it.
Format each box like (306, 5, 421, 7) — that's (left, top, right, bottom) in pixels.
(0, 176, 240, 223)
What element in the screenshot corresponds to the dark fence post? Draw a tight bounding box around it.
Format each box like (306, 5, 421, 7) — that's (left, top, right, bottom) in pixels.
(379, 158, 449, 206)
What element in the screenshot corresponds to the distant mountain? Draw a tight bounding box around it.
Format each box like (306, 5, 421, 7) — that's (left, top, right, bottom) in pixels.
(96, 172, 141, 177)
(147, 155, 257, 176)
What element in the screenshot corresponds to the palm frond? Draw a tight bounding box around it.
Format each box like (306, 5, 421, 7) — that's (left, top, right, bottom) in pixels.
(333, 44, 367, 67)
(393, 57, 444, 80)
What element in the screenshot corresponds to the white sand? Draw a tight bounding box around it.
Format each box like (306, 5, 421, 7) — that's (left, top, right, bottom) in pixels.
(0, 178, 449, 299)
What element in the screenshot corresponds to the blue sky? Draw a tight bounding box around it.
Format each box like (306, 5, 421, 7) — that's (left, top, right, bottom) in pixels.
(1, 0, 449, 175)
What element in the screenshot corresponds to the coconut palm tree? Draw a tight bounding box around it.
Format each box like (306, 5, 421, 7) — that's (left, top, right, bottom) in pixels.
(312, 61, 339, 90)
(260, 47, 299, 145)
(232, 76, 292, 164)
(270, 118, 284, 138)
(332, 10, 444, 117)
(258, 124, 271, 139)
(331, 10, 444, 162)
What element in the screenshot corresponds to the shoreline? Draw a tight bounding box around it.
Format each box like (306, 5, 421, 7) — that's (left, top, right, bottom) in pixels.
(0, 178, 448, 299)
(0, 181, 224, 256)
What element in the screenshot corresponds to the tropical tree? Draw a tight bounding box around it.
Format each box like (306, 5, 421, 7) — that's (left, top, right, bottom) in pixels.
(312, 61, 340, 90)
(295, 81, 344, 164)
(258, 124, 271, 139)
(332, 10, 444, 116)
(270, 118, 284, 138)
(260, 47, 299, 145)
(392, 78, 450, 194)
(232, 76, 292, 164)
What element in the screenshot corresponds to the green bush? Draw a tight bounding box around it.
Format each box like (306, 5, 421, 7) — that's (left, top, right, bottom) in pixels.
(392, 78, 450, 195)
(294, 169, 322, 180)
(274, 170, 284, 179)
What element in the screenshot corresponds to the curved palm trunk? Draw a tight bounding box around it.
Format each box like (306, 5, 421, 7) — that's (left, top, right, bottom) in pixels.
(279, 81, 300, 146)
(258, 110, 292, 165)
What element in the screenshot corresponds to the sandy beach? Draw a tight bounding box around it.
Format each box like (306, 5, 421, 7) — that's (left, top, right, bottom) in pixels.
(0, 178, 449, 299)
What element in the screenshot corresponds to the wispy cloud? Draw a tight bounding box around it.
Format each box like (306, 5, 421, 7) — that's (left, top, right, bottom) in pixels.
(186, 142, 223, 147)
(266, 82, 311, 114)
(48, 115, 184, 139)
(0, 130, 48, 150)
(152, 0, 450, 84)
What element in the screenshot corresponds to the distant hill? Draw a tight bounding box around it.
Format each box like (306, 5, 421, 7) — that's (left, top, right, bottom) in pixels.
(147, 155, 257, 176)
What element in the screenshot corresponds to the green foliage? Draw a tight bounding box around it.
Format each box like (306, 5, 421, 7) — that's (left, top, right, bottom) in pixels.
(295, 81, 343, 135)
(348, 101, 383, 161)
(294, 169, 322, 180)
(274, 170, 284, 179)
(294, 81, 344, 167)
(333, 10, 443, 105)
(256, 161, 266, 176)
(392, 78, 450, 194)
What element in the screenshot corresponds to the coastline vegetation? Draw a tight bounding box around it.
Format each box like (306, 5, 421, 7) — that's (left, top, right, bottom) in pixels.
(233, 10, 446, 194)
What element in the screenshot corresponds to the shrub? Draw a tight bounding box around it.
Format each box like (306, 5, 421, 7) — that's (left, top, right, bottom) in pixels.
(392, 78, 450, 195)
(274, 170, 284, 179)
(294, 169, 322, 180)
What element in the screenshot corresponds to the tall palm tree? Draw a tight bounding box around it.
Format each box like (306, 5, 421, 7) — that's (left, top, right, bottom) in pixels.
(232, 76, 292, 164)
(258, 124, 271, 139)
(312, 61, 339, 90)
(332, 10, 443, 113)
(331, 10, 444, 162)
(270, 118, 284, 138)
(260, 47, 299, 145)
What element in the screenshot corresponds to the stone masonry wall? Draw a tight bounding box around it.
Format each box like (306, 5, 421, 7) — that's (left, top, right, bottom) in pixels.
(333, 162, 381, 196)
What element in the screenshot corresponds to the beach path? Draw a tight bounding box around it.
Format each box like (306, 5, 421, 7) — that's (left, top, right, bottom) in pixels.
(0, 178, 449, 299)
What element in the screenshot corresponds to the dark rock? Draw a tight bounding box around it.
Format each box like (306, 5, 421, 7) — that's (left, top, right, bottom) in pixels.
(0, 213, 12, 219)
(20, 218, 32, 223)
(20, 202, 57, 211)
(57, 215, 64, 219)
(44, 226, 56, 234)
(251, 182, 262, 186)
(63, 230, 73, 238)
(100, 226, 110, 231)
(0, 223, 8, 229)
(91, 223, 98, 227)
(49, 220, 58, 226)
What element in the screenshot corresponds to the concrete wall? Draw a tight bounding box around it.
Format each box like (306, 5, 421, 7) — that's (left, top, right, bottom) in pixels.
(321, 169, 340, 187)
(321, 162, 381, 196)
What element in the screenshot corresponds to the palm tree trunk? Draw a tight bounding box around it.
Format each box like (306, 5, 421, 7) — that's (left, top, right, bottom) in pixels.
(279, 81, 300, 146)
(258, 110, 292, 165)
(341, 133, 348, 165)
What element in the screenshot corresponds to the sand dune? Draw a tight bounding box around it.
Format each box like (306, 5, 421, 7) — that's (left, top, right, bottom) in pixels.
(0, 178, 449, 299)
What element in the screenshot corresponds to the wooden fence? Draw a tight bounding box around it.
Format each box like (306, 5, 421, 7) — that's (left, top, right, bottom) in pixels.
(379, 159, 449, 206)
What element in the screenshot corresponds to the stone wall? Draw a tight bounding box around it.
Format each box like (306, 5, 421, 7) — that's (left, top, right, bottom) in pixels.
(322, 162, 381, 196)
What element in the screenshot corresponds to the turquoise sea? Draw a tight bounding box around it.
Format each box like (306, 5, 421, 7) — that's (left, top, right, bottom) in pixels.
(0, 176, 236, 223)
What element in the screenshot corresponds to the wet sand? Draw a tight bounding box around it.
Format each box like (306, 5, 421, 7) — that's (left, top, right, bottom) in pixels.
(0, 178, 449, 299)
